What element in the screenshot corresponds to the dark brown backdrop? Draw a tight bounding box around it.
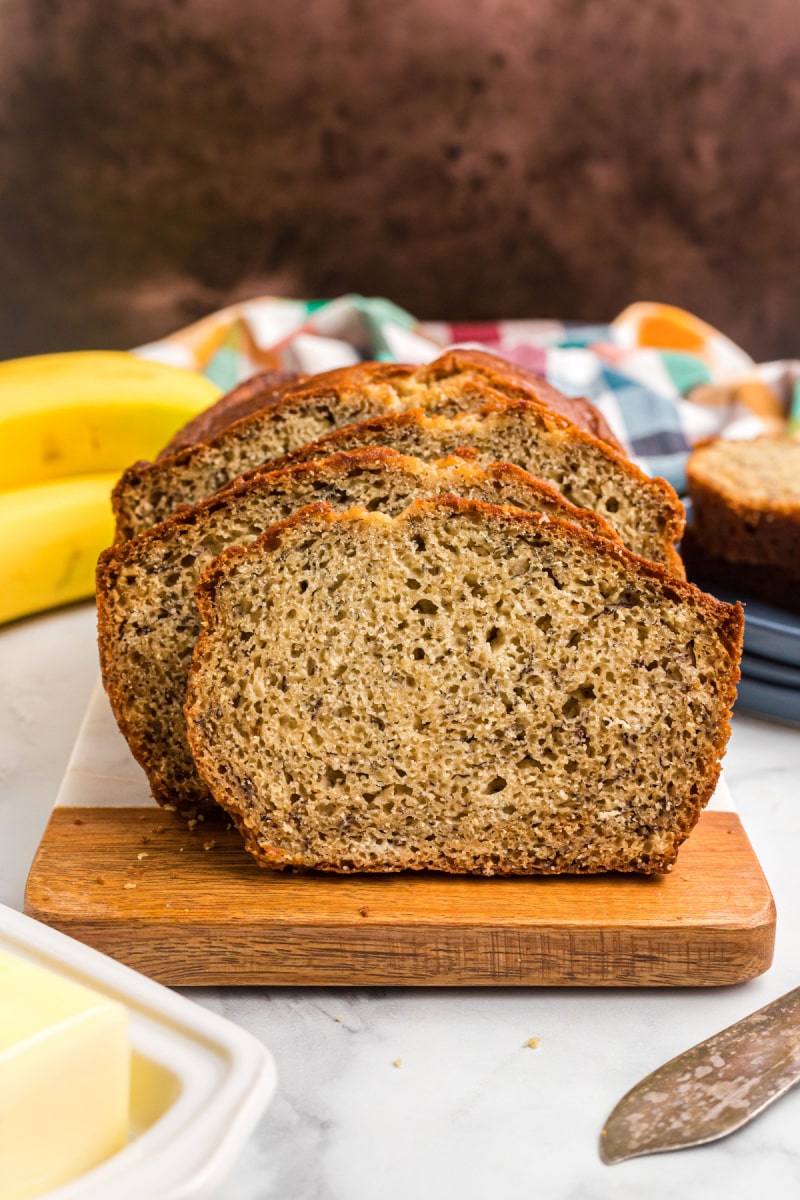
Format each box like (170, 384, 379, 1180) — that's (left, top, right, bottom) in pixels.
(2, 0, 799, 359)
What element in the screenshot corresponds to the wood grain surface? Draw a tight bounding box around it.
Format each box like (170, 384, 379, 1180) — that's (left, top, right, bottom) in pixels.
(24, 807, 775, 987)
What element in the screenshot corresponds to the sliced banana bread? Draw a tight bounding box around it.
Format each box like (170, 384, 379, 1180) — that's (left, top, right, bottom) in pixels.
(157, 369, 304, 459)
(186, 497, 742, 875)
(686, 436, 800, 568)
(98, 448, 618, 815)
(247, 403, 684, 572)
(111, 349, 621, 540)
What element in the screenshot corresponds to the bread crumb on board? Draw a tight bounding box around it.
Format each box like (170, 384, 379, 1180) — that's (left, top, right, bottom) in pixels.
(523, 1037, 540, 1050)
(392, 1057, 403, 1069)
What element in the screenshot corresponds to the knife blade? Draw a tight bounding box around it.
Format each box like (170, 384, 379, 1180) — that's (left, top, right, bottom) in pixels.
(600, 986, 800, 1164)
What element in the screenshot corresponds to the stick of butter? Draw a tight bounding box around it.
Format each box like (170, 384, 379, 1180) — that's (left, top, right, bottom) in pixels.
(0, 947, 130, 1200)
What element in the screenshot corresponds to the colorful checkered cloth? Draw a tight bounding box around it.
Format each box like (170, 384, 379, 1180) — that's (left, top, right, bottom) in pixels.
(136, 296, 800, 495)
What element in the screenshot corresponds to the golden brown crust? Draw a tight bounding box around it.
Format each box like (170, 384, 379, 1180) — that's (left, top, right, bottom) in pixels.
(416, 347, 623, 450)
(238, 350, 622, 448)
(258, 395, 658, 488)
(112, 349, 628, 541)
(243, 397, 686, 573)
(157, 370, 304, 459)
(111, 376, 408, 540)
(687, 437, 800, 569)
(194, 493, 726, 634)
(108, 446, 620, 565)
(221, 448, 620, 544)
(188, 495, 742, 875)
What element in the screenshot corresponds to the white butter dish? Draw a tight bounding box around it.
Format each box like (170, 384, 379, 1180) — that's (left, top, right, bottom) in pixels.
(0, 903, 277, 1200)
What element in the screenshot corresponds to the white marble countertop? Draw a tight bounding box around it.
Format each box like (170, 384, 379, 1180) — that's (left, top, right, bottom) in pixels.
(2, 602, 800, 1200)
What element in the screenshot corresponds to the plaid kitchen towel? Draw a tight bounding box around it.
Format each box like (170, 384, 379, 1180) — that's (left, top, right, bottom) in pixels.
(136, 296, 800, 495)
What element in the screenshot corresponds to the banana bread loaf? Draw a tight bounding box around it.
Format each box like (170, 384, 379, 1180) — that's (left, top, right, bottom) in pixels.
(686, 436, 800, 568)
(157, 369, 304, 459)
(185, 497, 742, 874)
(111, 349, 623, 540)
(98, 448, 618, 814)
(245, 403, 685, 572)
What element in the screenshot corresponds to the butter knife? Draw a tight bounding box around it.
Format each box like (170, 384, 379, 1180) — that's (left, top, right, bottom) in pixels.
(600, 986, 800, 1164)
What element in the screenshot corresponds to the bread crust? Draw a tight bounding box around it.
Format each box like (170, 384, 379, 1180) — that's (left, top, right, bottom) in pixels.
(157, 370, 304, 459)
(687, 437, 800, 569)
(244, 397, 686, 574)
(187, 496, 741, 875)
(194, 495, 732, 642)
(415, 347, 622, 450)
(111, 350, 630, 542)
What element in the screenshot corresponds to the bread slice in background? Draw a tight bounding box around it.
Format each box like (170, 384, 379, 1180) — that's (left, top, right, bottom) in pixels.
(110, 349, 624, 541)
(686, 436, 800, 569)
(98, 448, 618, 815)
(247, 402, 685, 572)
(186, 497, 742, 875)
(683, 436, 800, 611)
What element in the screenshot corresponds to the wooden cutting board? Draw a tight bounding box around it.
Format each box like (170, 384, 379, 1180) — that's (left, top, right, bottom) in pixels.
(25, 685, 776, 988)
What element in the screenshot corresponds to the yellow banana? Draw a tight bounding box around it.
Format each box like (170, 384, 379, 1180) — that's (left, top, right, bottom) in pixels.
(0, 473, 118, 625)
(0, 351, 220, 490)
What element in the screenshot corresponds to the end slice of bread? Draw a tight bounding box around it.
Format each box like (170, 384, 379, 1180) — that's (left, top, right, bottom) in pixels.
(185, 497, 742, 875)
(157, 370, 304, 459)
(687, 436, 800, 568)
(98, 448, 618, 815)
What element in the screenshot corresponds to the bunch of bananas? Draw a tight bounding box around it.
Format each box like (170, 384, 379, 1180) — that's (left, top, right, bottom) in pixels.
(0, 351, 220, 625)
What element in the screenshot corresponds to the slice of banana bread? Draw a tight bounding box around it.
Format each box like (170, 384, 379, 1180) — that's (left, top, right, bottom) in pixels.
(98, 448, 618, 815)
(686, 436, 800, 568)
(111, 349, 622, 540)
(246, 403, 685, 572)
(156, 370, 304, 459)
(185, 497, 742, 875)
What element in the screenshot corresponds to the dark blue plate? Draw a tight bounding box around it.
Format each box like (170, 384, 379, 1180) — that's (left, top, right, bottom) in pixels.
(736, 675, 800, 726)
(741, 650, 800, 689)
(690, 581, 800, 668)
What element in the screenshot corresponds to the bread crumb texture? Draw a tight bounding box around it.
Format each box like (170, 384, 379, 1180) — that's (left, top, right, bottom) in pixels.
(686, 436, 800, 573)
(110, 350, 620, 541)
(97, 449, 618, 816)
(185, 498, 741, 876)
(256, 406, 684, 570)
(688, 436, 800, 508)
(111, 350, 683, 574)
